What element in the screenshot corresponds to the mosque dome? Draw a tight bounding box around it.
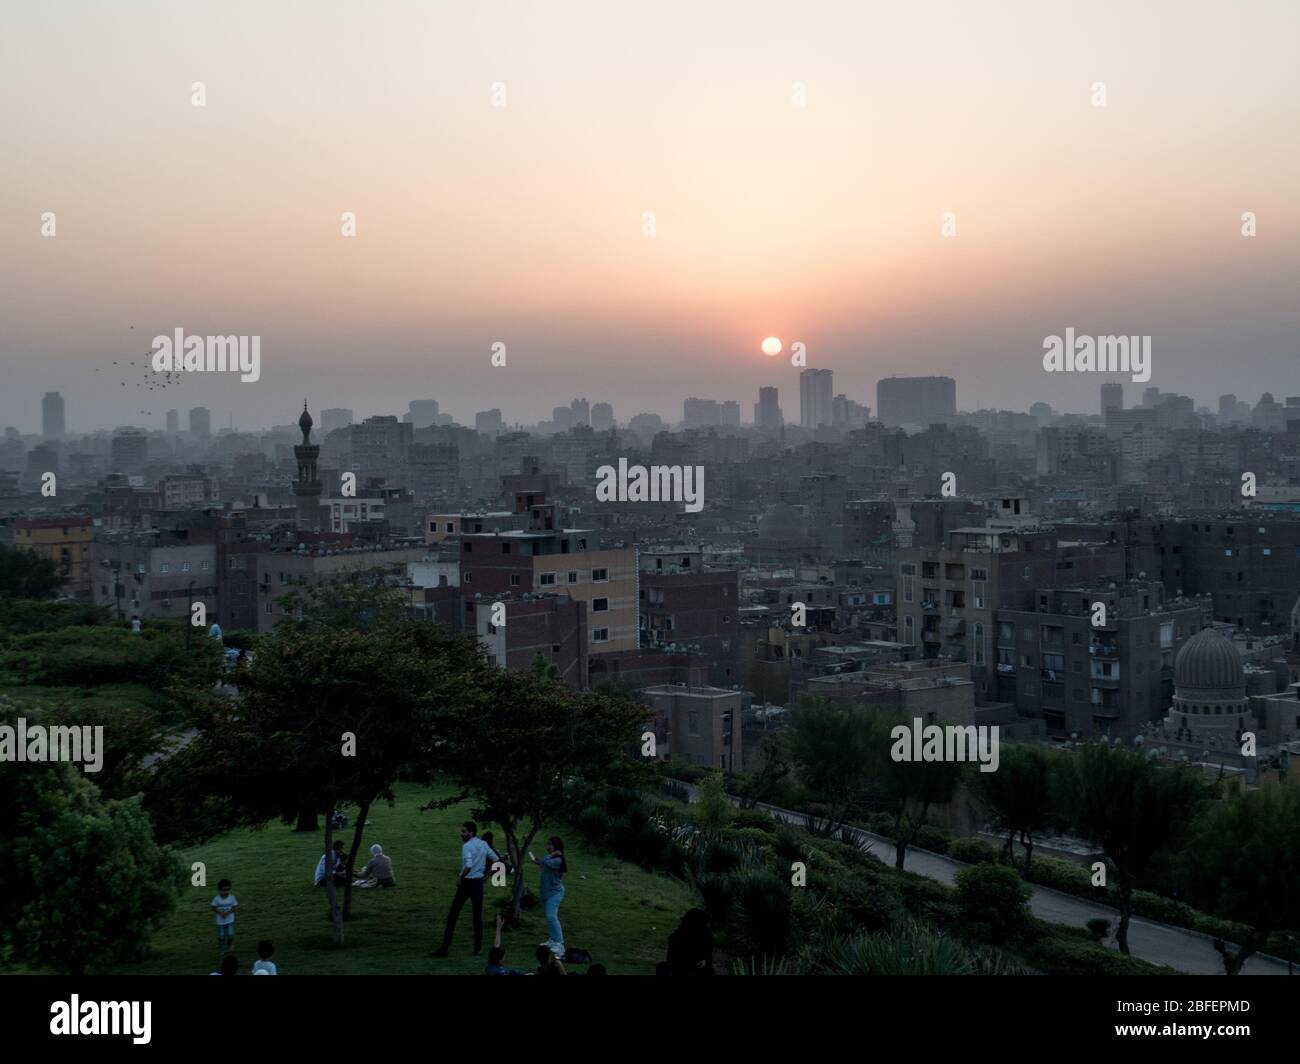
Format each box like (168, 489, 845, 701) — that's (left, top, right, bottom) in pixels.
(1174, 627, 1245, 695)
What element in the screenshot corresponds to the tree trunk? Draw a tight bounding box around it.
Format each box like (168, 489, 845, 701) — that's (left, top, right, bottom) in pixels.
(295, 806, 318, 833)
(1116, 880, 1132, 955)
(1002, 828, 1014, 865)
(895, 801, 930, 871)
(509, 826, 541, 923)
(323, 811, 344, 946)
(1222, 928, 1268, 975)
(342, 798, 371, 920)
(1020, 830, 1034, 874)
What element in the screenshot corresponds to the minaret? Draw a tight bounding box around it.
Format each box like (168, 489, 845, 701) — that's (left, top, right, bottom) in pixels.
(293, 401, 323, 532)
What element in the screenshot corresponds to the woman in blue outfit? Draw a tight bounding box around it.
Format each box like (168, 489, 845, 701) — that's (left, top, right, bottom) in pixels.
(529, 836, 568, 956)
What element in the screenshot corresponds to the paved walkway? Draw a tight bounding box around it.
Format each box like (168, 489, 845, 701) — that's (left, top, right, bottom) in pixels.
(682, 785, 1289, 975)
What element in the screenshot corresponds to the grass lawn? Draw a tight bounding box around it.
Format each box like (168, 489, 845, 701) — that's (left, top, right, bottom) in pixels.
(95, 782, 696, 976)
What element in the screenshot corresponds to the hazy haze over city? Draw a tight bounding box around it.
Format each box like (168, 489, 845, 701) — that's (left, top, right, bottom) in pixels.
(2, 0, 1297, 432)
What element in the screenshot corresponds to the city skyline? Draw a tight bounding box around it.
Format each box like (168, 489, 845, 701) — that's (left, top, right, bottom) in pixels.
(3, 1, 1298, 431)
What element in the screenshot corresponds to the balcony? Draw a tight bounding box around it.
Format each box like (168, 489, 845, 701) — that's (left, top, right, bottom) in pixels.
(1089, 643, 1119, 659)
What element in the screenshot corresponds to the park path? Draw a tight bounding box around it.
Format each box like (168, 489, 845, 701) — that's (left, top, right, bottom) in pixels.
(680, 784, 1289, 976)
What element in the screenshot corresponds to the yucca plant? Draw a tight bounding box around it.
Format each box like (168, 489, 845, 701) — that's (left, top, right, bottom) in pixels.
(815, 920, 1027, 975)
(732, 955, 791, 976)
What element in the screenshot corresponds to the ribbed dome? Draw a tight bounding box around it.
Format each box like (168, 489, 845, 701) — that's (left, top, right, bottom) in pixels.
(1174, 627, 1244, 693)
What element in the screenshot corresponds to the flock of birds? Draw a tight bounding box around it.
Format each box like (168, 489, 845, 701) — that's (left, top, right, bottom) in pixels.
(92, 324, 184, 416)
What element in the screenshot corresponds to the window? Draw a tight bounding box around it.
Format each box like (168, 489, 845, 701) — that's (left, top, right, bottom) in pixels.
(464, 572, 473, 583)
(577, 538, 587, 550)
(903, 576, 914, 603)
(540, 572, 556, 586)
(160, 563, 169, 574)
(265, 601, 273, 614)
(200, 560, 209, 571)
(1263, 548, 1272, 556)
(501, 543, 511, 554)
(900, 563, 916, 575)
(463, 541, 473, 552)
(688, 711, 700, 736)
(1225, 548, 1233, 557)
(593, 597, 609, 613)
(510, 574, 521, 587)
(182, 562, 191, 573)
(446, 523, 454, 532)
(592, 568, 608, 582)
(567, 571, 578, 584)
(592, 628, 609, 643)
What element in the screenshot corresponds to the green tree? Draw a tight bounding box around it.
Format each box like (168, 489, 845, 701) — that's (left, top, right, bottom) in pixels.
(955, 863, 1032, 944)
(738, 732, 791, 810)
(1064, 741, 1205, 954)
(0, 698, 183, 974)
(1179, 784, 1300, 974)
(694, 770, 734, 831)
(430, 667, 649, 921)
(226, 620, 477, 938)
(0, 544, 62, 600)
(785, 697, 874, 833)
(871, 715, 965, 870)
(970, 742, 1059, 872)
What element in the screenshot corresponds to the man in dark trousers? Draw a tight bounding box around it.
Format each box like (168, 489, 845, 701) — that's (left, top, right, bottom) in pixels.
(431, 820, 492, 957)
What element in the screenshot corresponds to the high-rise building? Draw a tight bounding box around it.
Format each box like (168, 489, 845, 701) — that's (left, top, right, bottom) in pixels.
(683, 398, 721, 429)
(189, 407, 211, 438)
(1101, 382, 1124, 416)
(569, 398, 590, 426)
(590, 402, 614, 431)
(720, 401, 741, 427)
(475, 409, 504, 435)
(875, 376, 956, 428)
(321, 408, 353, 434)
(165, 409, 179, 433)
(832, 394, 869, 429)
(350, 415, 412, 483)
(407, 400, 439, 428)
(755, 387, 782, 430)
(42, 392, 65, 440)
(110, 428, 149, 473)
(799, 369, 833, 429)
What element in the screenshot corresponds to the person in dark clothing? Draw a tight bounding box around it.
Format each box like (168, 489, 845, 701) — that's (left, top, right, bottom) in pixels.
(664, 908, 715, 974)
(535, 944, 566, 976)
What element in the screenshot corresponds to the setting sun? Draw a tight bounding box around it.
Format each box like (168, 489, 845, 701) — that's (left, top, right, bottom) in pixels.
(761, 336, 782, 356)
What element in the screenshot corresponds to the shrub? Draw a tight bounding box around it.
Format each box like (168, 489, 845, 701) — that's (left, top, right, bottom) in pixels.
(949, 836, 1002, 866)
(1086, 917, 1110, 943)
(722, 827, 776, 849)
(898, 875, 963, 927)
(732, 808, 777, 833)
(1024, 935, 1177, 976)
(913, 825, 951, 854)
(955, 863, 1031, 944)
(815, 921, 1026, 975)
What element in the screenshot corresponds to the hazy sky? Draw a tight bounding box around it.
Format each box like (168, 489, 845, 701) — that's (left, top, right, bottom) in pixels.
(2, 0, 1297, 433)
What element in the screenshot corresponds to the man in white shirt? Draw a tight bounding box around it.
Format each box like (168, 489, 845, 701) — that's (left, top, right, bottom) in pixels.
(431, 820, 491, 957)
